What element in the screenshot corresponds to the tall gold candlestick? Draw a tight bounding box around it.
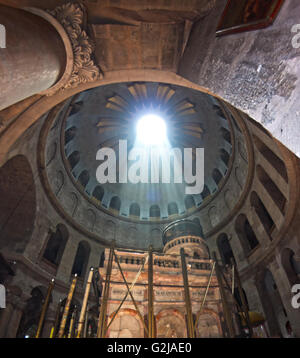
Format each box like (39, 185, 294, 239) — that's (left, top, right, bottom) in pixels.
(36, 278, 55, 338)
(58, 274, 78, 338)
(77, 267, 94, 338)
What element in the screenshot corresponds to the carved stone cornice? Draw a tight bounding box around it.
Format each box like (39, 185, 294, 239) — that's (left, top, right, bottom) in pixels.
(48, 2, 103, 90)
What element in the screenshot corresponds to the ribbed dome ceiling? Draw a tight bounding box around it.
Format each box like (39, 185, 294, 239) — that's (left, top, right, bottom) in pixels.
(61, 81, 233, 223)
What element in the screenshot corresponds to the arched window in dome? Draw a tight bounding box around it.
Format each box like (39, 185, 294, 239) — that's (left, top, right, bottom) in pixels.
(129, 203, 140, 217)
(109, 196, 121, 213)
(250, 191, 275, 239)
(93, 186, 104, 202)
(235, 214, 259, 254)
(65, 126, 77, 144)
(150, 205, 160, 218)
(253, 135, 288, 183)
(256, 165, 286, 215)
(69, 101, 83, 116)
(212, 168, 223, 185)
(185, 195, 195, 210)
(168, 202, 179, 216)
(220, 148, 230, 166)
(68, 151, 80, 170)
(43, 224, 68, 266)
(220, 127, 231, 144)
(71, 241, 91, 278)
(78, 170, 90, 188)
(201, 184, 210, 200)
(217, 233, 235, 266)
(213, 104, 225, 118)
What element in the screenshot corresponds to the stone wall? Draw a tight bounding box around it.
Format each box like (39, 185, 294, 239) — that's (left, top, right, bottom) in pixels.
(179, 0, 300, 157)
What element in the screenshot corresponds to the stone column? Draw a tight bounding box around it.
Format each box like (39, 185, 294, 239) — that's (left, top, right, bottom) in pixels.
(0, 2, 102, 111)
(0, 5, 66, 111)
(56, 238, 78, 281)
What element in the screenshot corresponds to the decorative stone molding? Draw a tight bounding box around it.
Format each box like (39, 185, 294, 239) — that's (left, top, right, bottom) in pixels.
(48, 2, 103, 90)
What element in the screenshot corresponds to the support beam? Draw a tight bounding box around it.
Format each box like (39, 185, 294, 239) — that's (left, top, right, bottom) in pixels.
(231, 258, 253, 337)
(97, 243, 114, 338)
(180, 248, 195, 338)
(212, 252, 235, 338)
(148, 246, 155, 338)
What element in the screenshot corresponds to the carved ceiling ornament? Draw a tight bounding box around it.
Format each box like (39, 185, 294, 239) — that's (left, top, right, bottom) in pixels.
(48, 2, 103, 89)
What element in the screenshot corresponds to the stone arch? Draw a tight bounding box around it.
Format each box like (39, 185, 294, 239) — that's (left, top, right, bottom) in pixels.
(217, 233, 235, 266)
(77, 170, 90, 188)
(69, 101, 83, 116)
(220, 127, 231, 144)
(67, 151, 80, 170)
(212, 168, 223, 185)
(0, 155, 36, 253)
(71, 241, 91, 278)
(220, 148, 230, 166)
(107, 308, 144, 338)
(250, 191, 275, 238)
(109, 196, 121, 214)
(235, 214, 259, 254)
(150, 204, 160, 219)
(93, 185, 104, 203)
(201, 184, 210, 200)
(64, 126, 77, 144)
(196, 309, 222, 338)
(129, 203, 140, 218)
(253, 134, 288, 182)
(42, 224, 68, 267)
(256, 165, 286, 215)
(156, 308, 187, 338)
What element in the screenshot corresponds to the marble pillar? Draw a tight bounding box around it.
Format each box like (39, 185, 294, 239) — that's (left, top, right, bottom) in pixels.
(0, 5, 66, 111)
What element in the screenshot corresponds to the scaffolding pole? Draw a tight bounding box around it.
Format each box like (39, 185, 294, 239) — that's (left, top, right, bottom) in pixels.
(97, 242, 114, 338)
(148, 246, 155, 338)
(180, 248, 195, 338)
(212, 252, 235, 338)
(231, 257, 253, 337)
